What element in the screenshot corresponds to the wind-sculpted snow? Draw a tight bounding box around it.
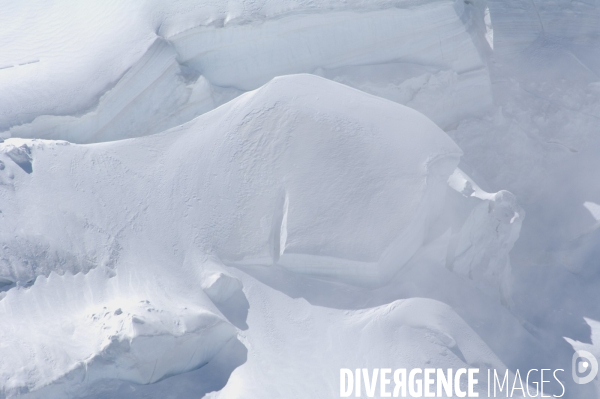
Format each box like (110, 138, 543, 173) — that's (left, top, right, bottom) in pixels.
(0, 266, 237, 398)
(450, 186, 523, 305)
(3, 40, 242, 143)
(0, 75, 470, 396)
(171, 74, 462, 286)
(1, 0, 491, 142)
(4, 0, 600, 396)
(169, 2, 483, 90)
(207, 280, 512, 399)
(0, 72, 541, 398)
(1, 74, 459, 289)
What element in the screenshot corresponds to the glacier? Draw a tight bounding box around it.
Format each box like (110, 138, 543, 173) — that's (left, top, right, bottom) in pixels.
(1, 0, 600, 397)
(0, 73, 521, 398)
(1, 0, 492, 142)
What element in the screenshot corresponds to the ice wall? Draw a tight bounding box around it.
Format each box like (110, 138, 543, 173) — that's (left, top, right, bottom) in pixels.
(1, 0, 492, 142)
(0, 75, 467, 396)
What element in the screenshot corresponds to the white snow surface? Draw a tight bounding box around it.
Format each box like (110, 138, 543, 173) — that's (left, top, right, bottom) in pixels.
(0, 0, 491, 141)
(0, 74, 477, 397)
(2, 0, 600, 398)
(1, 75, 461, 286)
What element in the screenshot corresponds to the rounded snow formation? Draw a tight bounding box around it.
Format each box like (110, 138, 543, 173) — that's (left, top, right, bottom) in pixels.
(0, 0, 491, 142)
(0, 74, 461, 289)
(0, 268, 237, 399)
(163, 74, 463, 286)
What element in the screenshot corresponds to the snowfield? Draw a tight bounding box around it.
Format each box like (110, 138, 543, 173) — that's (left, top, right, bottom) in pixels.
(1, 0, 491, 142)
(1, 0, 600, 398)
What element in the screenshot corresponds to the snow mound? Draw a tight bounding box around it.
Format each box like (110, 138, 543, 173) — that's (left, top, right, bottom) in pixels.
(4, 1, 600, 397)
(0, 75, 461, 288)
(208, 274, 511, 399)
(0, 266, 237, 399)
(0, 74, 463, 396)
(176, 74, 463, 285)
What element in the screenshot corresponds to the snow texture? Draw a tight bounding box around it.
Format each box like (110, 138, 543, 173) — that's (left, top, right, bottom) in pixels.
(2, 0, 600, 397)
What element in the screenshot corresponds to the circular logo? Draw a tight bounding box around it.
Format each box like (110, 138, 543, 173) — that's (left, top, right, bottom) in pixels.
(572, 350, 599, 384)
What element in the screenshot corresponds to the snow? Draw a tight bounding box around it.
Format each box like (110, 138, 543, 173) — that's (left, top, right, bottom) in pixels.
(451, 190, 523, 304)
(2, 0, 600, 398)
(0, 74, 466, 397)
(191, 74, 462, 286)
(1, 0, 491, 141)
(0, 73, 461, 288)
(584, 202, 600, 222)
(0, 266, 236, 398)
(484, 7, 493, 50)
(206, 284, 508, 399)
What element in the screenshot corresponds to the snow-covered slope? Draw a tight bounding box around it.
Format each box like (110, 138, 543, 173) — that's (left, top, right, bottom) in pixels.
(1, 0, 492, 142)
(0, 74, 490, 397)
(0, 265, 238, 398)
(208, 289, 508, 399)
(0, 74, 461, 288)
(3, 0, 600, 398)
(0, 72, 544, 398)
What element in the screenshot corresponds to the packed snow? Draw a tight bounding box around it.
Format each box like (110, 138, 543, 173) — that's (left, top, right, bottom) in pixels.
(1, 0, 600, 398)
(1, 0, 491, 142)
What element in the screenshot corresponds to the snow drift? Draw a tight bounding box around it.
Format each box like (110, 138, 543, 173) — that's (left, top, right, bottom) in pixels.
(5, 0, 600, 395)
(0, 0, 492, 142)
(0, 74, 469, 397)
(190, 74, 463, 286)
(0, 74, 461, 290)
